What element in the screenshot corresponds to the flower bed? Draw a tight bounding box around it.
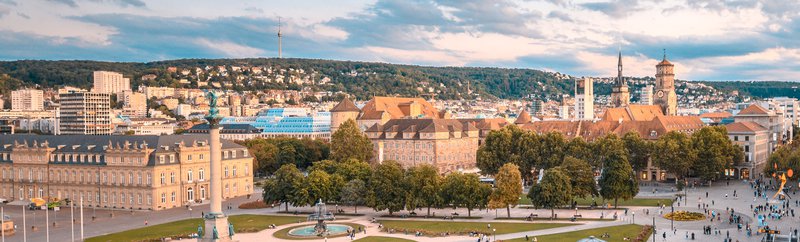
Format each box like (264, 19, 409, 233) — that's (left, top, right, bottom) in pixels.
(663, 211, 706, 221)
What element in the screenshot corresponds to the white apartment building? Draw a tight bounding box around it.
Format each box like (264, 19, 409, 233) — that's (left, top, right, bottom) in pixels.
(93, 71, 131, 94)
(640, 85, 653, 105)
(768, 97, 799, 126)
(574, 78, 594, 120)
(59, 92, 112, 135)
(11, 89, 44, 111)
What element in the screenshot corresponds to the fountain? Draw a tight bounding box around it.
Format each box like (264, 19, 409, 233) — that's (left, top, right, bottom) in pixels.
(287, 199, 352, 237)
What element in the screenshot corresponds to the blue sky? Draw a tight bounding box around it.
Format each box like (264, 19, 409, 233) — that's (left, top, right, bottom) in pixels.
(1, 0, 799, 81)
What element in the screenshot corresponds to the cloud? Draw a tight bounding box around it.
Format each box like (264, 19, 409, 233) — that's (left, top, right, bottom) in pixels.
(47, 0, 77, 7)
(0, 5, 9, 17)
(579, 0, 642, 18)
(195, 38, 264, 58)
(0, 0, 15, 6)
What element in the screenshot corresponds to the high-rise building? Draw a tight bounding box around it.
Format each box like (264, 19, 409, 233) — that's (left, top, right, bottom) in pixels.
(575, 78, 594, 120)
(768, 97, 799, 126)
(640, 85, 654, 105)
(610, 51, 631, 108)
(59, 92, 112, 135)
(93, 71, 131, 94)
(654, 52, 677, 116)
(11, 89, 44, 111)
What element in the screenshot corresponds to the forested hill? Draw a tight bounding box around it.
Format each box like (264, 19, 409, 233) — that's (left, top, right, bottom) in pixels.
(0, 58, 796, 100)
(0, 58, 571, 100)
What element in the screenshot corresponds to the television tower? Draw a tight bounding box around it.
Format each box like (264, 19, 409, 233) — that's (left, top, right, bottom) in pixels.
(277, 17, 282, 58)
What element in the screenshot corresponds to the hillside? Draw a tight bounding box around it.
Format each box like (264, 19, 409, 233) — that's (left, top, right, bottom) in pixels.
(0, 58, 794, 101)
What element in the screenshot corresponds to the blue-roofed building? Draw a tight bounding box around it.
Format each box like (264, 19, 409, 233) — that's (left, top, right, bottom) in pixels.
(220, 108, 331, 141)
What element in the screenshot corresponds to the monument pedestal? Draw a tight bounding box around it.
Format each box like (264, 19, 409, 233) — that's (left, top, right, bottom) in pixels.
(200, 214, 234, 242)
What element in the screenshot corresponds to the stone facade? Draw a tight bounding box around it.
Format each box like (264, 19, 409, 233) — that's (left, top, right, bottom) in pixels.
(0, 135, 252, 210)
(725, 121, 769, 179)
(654, 55, 677, 116)
(365, 119, 479, 173)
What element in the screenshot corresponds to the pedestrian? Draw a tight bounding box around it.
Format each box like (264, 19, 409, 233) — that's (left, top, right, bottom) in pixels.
(145, 220, 148, 226)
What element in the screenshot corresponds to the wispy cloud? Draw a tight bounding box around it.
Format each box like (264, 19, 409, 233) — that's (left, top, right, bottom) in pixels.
(1, 0, 800, 81)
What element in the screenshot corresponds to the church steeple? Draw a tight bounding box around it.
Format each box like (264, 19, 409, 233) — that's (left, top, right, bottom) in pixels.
(617, 51, 623, 86)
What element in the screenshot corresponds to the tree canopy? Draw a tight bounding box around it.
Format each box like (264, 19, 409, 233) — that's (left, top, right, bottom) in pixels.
(330, 119, 374, 162)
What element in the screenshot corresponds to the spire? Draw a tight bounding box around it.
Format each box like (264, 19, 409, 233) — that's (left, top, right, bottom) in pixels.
(663, 48, 666, 61)
(617, 51, 624, 85)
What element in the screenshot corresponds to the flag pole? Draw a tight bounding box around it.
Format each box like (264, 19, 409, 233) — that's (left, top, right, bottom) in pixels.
(45, 206, 49, 242)
(80, 198, 84, 241)
(71, 201, 75, 242)
(22, 205, 26, 242)
(1, 206, 5, 242)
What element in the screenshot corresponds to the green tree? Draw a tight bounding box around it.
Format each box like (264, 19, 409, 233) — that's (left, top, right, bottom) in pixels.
(303, 170, 333, 205)
(560, 156, 597, 198)
(330, 119, 373, 162)
(537, 132, 567, 169)
(528, 167, 573, 218)
(622, 132, 653, 173)
(262, 164, 304, 211)
(653, 132, 696, 181)
(340, 179, 368, 213)
(565, 137, 593, 164)
(691, 126, 744, 181)
(367, 160, 406, 215)
(598, 139, 638, 208)
(489, 163, 523, 218)
(441, 173, 491, 217)
(405, 164, 442, 216)
(477, 125, 537, 181)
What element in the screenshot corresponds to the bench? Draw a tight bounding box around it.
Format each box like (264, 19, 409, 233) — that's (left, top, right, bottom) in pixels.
(573, 215, 582, 218)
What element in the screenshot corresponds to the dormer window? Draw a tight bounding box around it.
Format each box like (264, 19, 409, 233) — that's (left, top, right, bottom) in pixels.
(650, 130, 658, 137)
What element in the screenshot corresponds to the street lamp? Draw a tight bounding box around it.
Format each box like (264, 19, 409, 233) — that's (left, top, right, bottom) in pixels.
(493, 228, 496, 241)
(652, 217, 656, 242)
(632, 212, 635, 224)
(670, 205, 674, 230)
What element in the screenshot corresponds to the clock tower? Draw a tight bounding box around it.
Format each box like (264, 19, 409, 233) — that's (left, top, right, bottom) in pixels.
(654, 50, 677, 116)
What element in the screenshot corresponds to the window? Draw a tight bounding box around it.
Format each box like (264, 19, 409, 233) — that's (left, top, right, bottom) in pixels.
(161, 193, 166, 203)
(103, 193, 107, 203)
(160, 173, 165, 185)
(187, 169, 193, 182)
(147, 194, 152, 205)
(137, 173, 142, 185)
(231, 151, 236, 158)
(199, 154, 204, 160)
(147, 173, 152, 185)
(170, 191, 176, 202)
(120, 193, 125, 205)
(745, 136, 750, 141)
(188, 155, 193, 161)
(170, 172, 175, 184)
(112, 173, 117, 184)
(169, 155, 174, 163)
(745, 145, 750, 152)
(224, 166, 229, 177)
(734, 136, 739, 141)
(233, 166, 237, 177)
(199, 169, 205, 181)
(224, 151, 229, 159)
(138, 193, 142, 204)
(245, 166, 249, 176)
(159, 155, 165, 164)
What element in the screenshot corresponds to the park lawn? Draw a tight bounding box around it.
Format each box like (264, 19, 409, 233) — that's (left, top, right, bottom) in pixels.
(518, 195, 672, 207)
(378, 220, 575, 236)
(86, 214, 303, 242)
(506, 224, 648, 242)
(354, 236, 416, 242)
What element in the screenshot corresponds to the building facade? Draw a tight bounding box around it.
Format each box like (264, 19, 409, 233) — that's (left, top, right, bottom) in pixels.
(654, 54, 678, 116)
(330, 98, 360, 133)
(59, 92, 112, 135)
(767, 97, 799, 126)
(640, 85, 653, 105)
(120, 90, 147, 118)
(365, 119, 479, 173)
(725, 121, 769, 179)
(575, 78, 594, 120)
(11, 89, 44, 111)
(92, 71, 131, 94)
(0, 135, 253, 210)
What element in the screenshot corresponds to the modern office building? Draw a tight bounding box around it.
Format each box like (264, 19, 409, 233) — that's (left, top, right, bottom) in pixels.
(92, 71, 131, 94)
(0, 135, 254, 210)
(11, 89, 44, 111)
(59, 92, 112, 135)
(220, 108, 331, 140)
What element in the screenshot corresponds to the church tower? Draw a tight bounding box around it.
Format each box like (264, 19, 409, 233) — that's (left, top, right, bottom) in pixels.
(654, 50, 677, 116)
(610, 51, 630, 107)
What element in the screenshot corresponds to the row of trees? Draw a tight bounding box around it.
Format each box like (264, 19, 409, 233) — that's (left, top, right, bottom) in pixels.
(478, 125, 744, 184)
(237, 137, 330, 175)
(262, 160, 495, 217)
(765, 138, 800, 178)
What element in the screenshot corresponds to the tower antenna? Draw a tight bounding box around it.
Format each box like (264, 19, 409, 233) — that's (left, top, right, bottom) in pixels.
(663, 48, 666, 60)
(277, 17, 283, 59)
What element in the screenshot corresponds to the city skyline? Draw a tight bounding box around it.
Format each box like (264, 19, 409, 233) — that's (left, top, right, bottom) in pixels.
(0, 0, 799, 81)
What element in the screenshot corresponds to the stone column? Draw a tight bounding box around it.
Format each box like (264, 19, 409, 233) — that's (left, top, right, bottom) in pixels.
(201, 91, 233, 242)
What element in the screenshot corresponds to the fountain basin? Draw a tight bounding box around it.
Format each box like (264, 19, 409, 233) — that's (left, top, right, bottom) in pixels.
(288, 224, 353, 237)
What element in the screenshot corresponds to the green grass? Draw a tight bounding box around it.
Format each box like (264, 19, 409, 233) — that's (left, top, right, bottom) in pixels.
(378, 220, 575, 237)
(273, 222, 362, 240)
(495, 217, 614, 222)
(518, 195, 672, 207)
(506, 224, 650, 242)
(86, 214, 304, 242)
(354, 236, 416, 242)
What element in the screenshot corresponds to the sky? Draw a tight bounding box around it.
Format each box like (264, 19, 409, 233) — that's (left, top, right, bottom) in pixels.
(0, 0, 799, 81)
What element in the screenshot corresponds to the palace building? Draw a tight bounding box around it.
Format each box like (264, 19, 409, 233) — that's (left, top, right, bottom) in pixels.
(0, 134, 253, 210)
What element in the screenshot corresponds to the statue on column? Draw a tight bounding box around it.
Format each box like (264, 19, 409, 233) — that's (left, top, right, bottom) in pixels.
(205, 90, 222, 126)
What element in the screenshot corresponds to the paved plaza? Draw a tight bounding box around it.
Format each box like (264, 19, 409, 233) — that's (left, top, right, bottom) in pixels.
(0, 181, 797, 242)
